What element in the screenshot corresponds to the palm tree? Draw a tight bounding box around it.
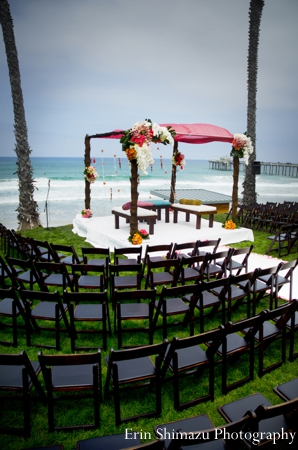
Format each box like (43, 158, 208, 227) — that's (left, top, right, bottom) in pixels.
(0, 0, 41, 230)
(242, 0, 265, 205)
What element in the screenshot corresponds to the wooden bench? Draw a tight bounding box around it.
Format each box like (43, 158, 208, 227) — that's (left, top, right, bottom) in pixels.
(171, 203, 217, 229)
(141, 199, 171, 222)
(112, 207, 157, 235)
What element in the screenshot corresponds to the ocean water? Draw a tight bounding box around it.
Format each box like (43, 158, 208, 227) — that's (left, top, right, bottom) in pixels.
(1, 156, 298, 230)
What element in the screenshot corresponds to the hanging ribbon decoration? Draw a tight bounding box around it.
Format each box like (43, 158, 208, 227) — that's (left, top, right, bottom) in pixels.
(110, 188, 112, 201)
(101, 149, 105, 179)
(118, 158, 122, 169)
(160, 155, 163, 169)
(92, 157, 96, 164)
(150, 163, 153, 172)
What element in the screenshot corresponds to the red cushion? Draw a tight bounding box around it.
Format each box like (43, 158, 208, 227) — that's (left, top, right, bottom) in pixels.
(122, 201, 153, 210)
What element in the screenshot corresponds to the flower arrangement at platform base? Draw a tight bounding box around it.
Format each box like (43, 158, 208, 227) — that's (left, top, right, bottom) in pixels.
(128, 229, 150, 245)
(224, 219, 237, 230)
(84, 166, 98, 183)
(81, 208, 92, 218)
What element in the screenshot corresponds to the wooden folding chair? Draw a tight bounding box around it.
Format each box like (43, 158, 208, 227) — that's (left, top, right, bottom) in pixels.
(81, 246, 110, 288)
(38, 350, 102, 432)
(114, 288, 156, 348)
(0, 350, 46, 436)
(161, 327, 223, 410)
(65, 290, 111, 351)
(217, 314, 263, 394)
(104, 342, 167, 425)
(218, 392, 297, 448)
(152, 284, 197, 339)
(0, 287, 26, 346)
(20, 289, 71, 350)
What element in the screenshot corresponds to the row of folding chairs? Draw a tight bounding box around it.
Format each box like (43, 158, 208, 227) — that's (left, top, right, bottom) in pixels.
(34, 386, 298, 449)
(14, 389, 298, 449)
(1, 298, 298, 436)
(266, 222, 298, 257)
(1, 256, 297, 351)
(238, 201, 298, 232)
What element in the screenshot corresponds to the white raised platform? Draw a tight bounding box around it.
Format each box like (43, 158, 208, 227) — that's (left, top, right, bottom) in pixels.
(72, 210, 254, 250)
(72, 211, 298, 300)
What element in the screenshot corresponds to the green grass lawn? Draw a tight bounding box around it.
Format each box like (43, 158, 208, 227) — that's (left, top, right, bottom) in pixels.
(1, 215, 298, 450)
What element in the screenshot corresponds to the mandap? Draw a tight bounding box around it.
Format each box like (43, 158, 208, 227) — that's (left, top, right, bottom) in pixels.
(84, 123, 234, 235)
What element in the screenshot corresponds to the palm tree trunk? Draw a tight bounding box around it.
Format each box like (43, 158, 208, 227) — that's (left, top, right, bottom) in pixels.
(242, 0, 265, 205)
(84, 135, 91, 209)
(0, 0, 41, 230)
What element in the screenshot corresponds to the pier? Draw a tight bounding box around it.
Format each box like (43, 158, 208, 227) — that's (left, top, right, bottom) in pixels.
(208, 158, 298, 177)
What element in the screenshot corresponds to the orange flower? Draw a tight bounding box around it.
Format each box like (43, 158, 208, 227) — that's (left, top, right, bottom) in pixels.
(225, 220, 236, 230)
(132, 233, 142, 245)
(125, 147, 137, 161)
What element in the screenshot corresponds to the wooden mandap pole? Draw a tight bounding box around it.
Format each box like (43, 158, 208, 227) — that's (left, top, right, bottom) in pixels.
(84, 134, 91, 209)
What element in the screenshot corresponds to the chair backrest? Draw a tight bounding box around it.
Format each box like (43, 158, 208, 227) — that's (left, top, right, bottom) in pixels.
(114, 288, 156, 303)
(29, 239, 56, 262)
(6, 256, 42, 290)
(19, 288, 63, 306)
(230, 244, 254, 264)
(143, 243, 173, 262)
(105, 342, 168, 398)
(35, 261, 73, 291)
(114, 246, 142, 264)
(107, 341, 168, 367)
(109, 263, 142, 276)
(71, 263, 105, 290)
(147, 258, 180, 272)
(223, 313, 264, 343)
(230, 268, 260, 289)
(0, 254, 13, 282)
(279, 258, 298, 279)
(256, 263, 283, 284)
(199, 275, 233, 324)
(159, 284, 199, 302)
(177, 254, 207, 279)
(81, 246, 110, 263)
(171, 241, 199, 259)
(205, 249, 234, 279)
(263, 299, 298, 331)
(50, 242, 81, 264)
(161, 326, 224, 378)
(0, 350, 46, 402)
(38, 349, 101, 373)
(65, 290, 109, 305)
(38, 349, 101, 390)
(254, 396, 298, 422)
(196, 238, 221, 255)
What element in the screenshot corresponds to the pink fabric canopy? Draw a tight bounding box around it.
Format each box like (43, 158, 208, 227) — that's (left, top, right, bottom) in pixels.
(161, 123, 233, 144)
(90, 123, 233, 144)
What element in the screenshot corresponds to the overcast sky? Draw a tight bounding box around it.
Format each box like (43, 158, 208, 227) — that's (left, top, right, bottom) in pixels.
(1, 0, 297, 162)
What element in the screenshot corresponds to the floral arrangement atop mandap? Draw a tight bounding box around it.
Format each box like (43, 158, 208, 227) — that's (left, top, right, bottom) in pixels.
(128, 229, 150, 245)
(120, 119, 176, 175)
(172, 150, 186, 169)
(81, 208, 92, 218)
(230, 133, 254, 165)
(84, 166, 99, 183)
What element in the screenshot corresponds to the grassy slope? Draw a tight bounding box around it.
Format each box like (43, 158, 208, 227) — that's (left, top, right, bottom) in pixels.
(1, 215, 297, 450)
